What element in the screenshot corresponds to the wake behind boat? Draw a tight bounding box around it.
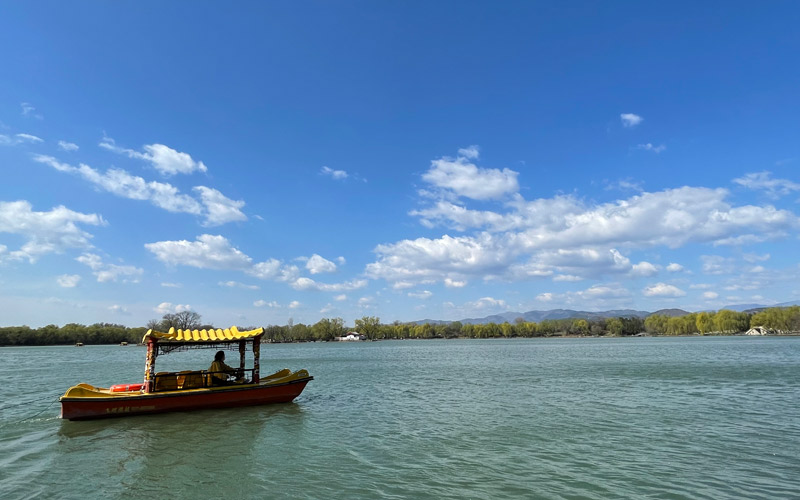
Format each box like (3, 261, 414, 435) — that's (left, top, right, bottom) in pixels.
(59, 326, 313, 420)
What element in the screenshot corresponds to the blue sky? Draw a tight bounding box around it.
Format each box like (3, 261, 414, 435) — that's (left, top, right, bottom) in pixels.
(1, 2, 799, 328)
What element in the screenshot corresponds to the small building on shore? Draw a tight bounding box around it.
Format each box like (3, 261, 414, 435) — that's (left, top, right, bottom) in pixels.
(745, 326, 774, 336)
(335, 332, 367, 341)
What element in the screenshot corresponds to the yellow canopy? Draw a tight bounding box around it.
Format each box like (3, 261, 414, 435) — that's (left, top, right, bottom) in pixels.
(142, 326, 264, 344)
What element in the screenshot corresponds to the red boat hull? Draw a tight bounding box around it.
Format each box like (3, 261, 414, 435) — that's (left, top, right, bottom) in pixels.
(60, 378, 312, 421)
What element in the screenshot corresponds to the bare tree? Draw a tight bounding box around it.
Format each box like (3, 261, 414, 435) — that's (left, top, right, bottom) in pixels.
(161, 311, 202, 330)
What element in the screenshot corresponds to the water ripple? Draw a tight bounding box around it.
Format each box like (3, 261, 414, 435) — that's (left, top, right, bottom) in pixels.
(2, 338, 800, 499)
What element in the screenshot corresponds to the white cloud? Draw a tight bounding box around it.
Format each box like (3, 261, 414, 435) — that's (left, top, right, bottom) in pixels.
(606, 178, 644, 192)
(305, 254, 338, 274)
(57, 274, 81, 288)
(108, 305, 130, 314)
(193, 186, 247, 226)
(666, 263, 684, 272)
(444, 277, 467, 288)
(432, 186, 799, 246)
(367, 234, 514, 284)
(154, 302, 192, 314)
(288, 300, 301, 309)
(635, 143, 666, 154)
(100, 137, 208, 176)
(724, 283, 762, 291)
(733, 171, 800, 198)
(457, 145, 480, 159)
(34, 155, 242, 227)
(34, 154, 203, 214)
(445, 296, 527, 318)
(334, 294, 347, 301)
(254, 300, 280, 308)
(76, 253, 143, 283)
(643, 283, 686, 297)
(20, 102, 43, 120)
(146, 234, 252, 270)
(0, 200, 105, 263)
(584, 284, 630, 299)
(248, 259, 289, 280)
(703, 291, 719, 299)
(701, 255, 735, 275)
(742, 253, 770, 263)
(371, 178, 800, 287)
(473, 297, 506, 309)
(553, 274, 583, 282)
(320, 303, 336, 314)
(422, 149, 519, 200)
(16, 133, 43, 143)
(408, 290, 433, 299)
(291, 277, 368, 292)
(161, 282, 182, 288)
(1, 133, 43, 146)
(58, 140, 79, 151)
(620, 113, 643, 127)
(321, 166, 348, 180)
(531, 285, 633, 310)
(631, 261, 659, 277)
(392, 281, 415, 290)
(144, 235, 350, 293)
(410, 200, 511, 232)
(219, 280, 259, 290)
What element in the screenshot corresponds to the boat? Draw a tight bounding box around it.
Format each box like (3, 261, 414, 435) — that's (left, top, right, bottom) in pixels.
(60, 326, 313, 420)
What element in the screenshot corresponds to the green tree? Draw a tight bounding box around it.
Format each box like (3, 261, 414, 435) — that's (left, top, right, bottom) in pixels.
(713, 309, 743, 334)
(696, 312, 715, 335)
(606, 317, 623, 336)
(355, 316, 382, 340)
(645, 314, 668, 334)
(311, 318, 345, 341)
(571, 319, 589, 336)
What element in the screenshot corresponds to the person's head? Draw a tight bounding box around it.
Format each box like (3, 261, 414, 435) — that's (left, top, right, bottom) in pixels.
(215, 350, 225, 362)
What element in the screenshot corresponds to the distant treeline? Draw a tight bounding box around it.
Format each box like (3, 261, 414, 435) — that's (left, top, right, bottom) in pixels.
(1, 307, 798, 346)
(263, 306, 800, 342)
(0, 323, 148, 346)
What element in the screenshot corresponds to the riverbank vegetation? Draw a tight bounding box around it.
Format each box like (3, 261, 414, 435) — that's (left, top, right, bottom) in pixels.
(3, 306, 797, 346)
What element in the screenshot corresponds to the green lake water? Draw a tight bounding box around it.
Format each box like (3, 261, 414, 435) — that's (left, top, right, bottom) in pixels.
(1, 337, 799, 499)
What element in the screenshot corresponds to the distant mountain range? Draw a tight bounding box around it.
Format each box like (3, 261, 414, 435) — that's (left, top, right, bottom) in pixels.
(725, 300, 800, 313)
(413, 300, 800, 325)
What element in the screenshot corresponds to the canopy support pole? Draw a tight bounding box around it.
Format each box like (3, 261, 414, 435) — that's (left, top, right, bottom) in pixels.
(144, 338, 158, 393)
(238, 339, 246, 373)
(253, 334, 262, 383)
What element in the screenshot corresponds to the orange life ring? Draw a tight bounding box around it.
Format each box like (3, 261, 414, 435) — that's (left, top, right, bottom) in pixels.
(110, 383, 144, 392)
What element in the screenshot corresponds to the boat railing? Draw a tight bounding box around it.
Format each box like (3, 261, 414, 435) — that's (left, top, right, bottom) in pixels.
(153, 369, 255, 391)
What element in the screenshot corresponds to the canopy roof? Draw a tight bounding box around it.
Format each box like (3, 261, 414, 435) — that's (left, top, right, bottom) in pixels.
(143, 326, 264, 344)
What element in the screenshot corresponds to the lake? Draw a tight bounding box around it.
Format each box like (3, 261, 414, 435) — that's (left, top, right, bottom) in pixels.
(1, 337, 799, 499)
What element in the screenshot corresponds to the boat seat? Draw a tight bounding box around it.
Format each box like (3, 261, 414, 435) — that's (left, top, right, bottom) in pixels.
(177, 370, 204, 389)
(154, 372, 178, 391)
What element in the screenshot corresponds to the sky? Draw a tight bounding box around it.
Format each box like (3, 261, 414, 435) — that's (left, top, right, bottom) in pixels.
(1, 2, 799, 328)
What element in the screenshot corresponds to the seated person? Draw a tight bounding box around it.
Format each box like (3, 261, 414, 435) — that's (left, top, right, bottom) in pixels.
(209, 351, 242, 386)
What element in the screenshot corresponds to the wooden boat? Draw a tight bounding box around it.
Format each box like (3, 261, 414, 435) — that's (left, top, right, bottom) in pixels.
(60, 326, 313, 420)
